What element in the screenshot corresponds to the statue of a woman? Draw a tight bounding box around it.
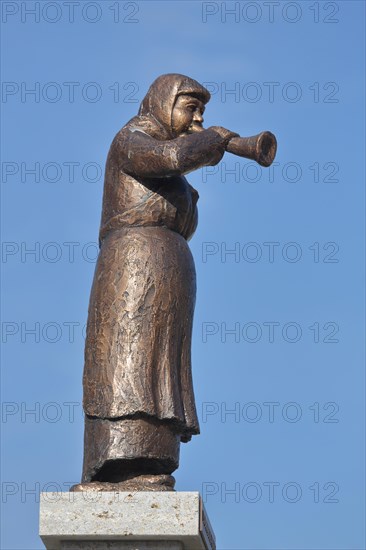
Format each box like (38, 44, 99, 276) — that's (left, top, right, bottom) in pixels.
(72, 74, 237, 491)
(73, 73, 276, 492)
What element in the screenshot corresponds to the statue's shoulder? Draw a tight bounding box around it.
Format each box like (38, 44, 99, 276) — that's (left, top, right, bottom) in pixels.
(106, 118, 138, 159)
(110, 116, 158, 150)
(111, 116, 139, 139)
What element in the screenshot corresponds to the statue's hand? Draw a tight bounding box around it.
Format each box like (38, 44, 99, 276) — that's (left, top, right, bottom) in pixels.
(208, 126, 240, 145)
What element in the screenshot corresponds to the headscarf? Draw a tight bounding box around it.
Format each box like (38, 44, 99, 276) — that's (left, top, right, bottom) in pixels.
(138, 74, 210, 139)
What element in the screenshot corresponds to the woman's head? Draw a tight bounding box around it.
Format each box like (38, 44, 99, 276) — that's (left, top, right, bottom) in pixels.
(138, 74, 210, 138)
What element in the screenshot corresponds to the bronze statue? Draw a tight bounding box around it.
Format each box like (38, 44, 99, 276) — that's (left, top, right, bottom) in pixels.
(72, 74, 276, 492)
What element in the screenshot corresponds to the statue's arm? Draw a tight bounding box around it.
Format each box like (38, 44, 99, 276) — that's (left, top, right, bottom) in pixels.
(113, 128, 232, 178)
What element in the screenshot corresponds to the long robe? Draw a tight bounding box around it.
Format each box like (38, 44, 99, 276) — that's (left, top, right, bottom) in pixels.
(81, 75, 227, 481)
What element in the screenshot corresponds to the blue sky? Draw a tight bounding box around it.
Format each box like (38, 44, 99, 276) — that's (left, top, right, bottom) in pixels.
(1, 1, 365, 549)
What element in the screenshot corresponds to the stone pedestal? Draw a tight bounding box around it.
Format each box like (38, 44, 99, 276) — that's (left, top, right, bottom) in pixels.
(39, 492, 215, 550)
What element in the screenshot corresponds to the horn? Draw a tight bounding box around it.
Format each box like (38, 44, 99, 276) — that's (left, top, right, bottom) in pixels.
(226, 131, 277, 167)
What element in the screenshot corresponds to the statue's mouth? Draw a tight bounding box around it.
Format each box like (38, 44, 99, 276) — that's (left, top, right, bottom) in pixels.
(187, 123, 204, 134)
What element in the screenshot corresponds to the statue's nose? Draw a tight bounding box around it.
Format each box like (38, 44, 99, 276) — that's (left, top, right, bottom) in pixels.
(193, 111, 203, 124)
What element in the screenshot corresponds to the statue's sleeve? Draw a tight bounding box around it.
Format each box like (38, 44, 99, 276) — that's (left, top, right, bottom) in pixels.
(113, 128, 226, 178)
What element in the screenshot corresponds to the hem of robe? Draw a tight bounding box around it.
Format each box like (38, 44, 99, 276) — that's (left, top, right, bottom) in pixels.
(82, 416, 185, 483)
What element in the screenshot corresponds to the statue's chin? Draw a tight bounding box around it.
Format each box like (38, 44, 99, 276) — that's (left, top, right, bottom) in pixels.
(190, 124, 203, 133)
(180, 125, 203, 136)
(175, 124, 204, 137)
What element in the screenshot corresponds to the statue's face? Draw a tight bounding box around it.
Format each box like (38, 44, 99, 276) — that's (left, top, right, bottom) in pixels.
(171, 95, 205, 137)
